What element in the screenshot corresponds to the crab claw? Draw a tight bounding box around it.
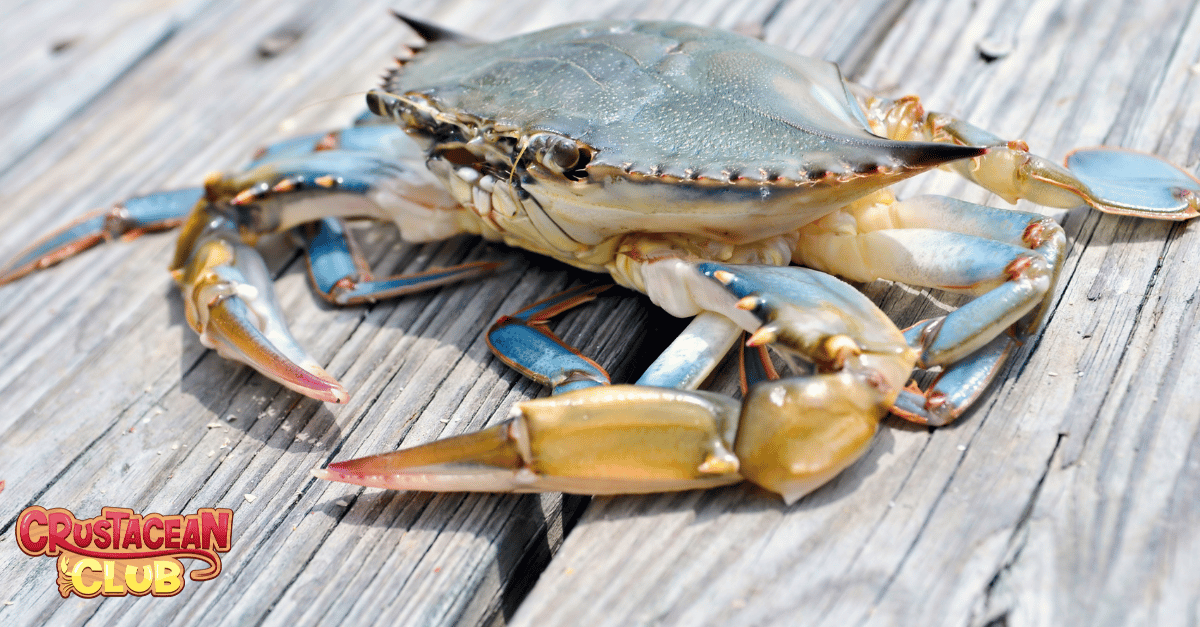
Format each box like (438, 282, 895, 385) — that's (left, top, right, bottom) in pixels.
(699, 263, 918, 502)
(172, 204, 347, 403)
(314, 385, 743, 494)
(318, 263, 921, 503)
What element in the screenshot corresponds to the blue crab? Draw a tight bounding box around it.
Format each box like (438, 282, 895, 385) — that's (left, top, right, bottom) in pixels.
(3, 16, 1197, 503)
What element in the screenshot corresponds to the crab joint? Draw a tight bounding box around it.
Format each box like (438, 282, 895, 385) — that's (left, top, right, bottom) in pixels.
(736, 370, 889, 504)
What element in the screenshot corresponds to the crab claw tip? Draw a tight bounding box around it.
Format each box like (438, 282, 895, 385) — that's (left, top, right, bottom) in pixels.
(313, 424, 529, 492)
(291, 369, 349, 403)
(203, 291, 350, 403)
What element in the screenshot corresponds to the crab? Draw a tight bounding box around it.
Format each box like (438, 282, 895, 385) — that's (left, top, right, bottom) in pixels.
(3, 16, 1198, 504)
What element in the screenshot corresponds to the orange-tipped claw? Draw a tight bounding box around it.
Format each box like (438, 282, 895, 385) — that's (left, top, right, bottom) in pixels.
(204, 295, 348, 403)
(316, 386, 746, 495)
(314, 422, 527, 492)
(174, 207, 349, 403)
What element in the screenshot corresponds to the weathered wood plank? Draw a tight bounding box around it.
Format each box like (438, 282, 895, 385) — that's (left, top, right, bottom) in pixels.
(0, 1, 676, 625)
(0, 0, 219, 175)
(1, 0, 1197, 626)
(511, 0, 1200, 626)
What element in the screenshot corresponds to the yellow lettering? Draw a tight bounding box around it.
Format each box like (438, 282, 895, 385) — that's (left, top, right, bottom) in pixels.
(153, 560, 182, 596)
(102, 560, 125, 594)
(124, 564, 153, 594)
(71, 558, 102, 596)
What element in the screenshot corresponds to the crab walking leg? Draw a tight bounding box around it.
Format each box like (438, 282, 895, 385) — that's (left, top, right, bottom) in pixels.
(0, 188, 201, 285)
(637, 312, 743, 390)
(799, 193, 1065, 362)
(0, 124, 421, 286)
(890, 334, 1014, 425)
(318, 262, 918, 503)
(303, 217, 499, 305)
(486, 284, 613, 394)
(797, 193, 1066, 422)
(859, 93, 1200, 219)
(243, 122, 410, 169)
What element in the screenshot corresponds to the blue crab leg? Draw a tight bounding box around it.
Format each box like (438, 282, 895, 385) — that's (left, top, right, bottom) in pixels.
(485, 284, 612, 394)
(1064, 147, 1200, 219)
(636, 312, 742, 390)
(859, 93, 1200, 219)
(937, 117, 1200, 219)
(797, 193, 1066, 422)
(0, 125, 417, 286)
(244, 124, 410, 170)
(303, 217, 499, 305)
(890, 333, 1013, 426)
(0, 188, 201, 285)
(738, 341, 781, 393)
(169, 147, 472, 403)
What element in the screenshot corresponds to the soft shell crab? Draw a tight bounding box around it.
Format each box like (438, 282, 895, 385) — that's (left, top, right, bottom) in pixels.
(4, 17, 1198, 503)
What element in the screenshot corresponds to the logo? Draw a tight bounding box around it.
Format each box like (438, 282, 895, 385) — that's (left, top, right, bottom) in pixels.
(16, 506, 233, 598)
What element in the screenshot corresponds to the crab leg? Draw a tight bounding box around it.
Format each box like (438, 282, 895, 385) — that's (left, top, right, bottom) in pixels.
(0, 122, 421, 286)
(636, 312, 743, 390)
(797, 192, 1066, 422)
(317, 262, 917, 503)
(170, 146, 479, 402)
(861, 94, 1200, 219)
(486, 284, 612, 394)
(0, 188, 201, 285)
(243, 122, 408, 169)
(303, 217, 498, 305)
(939, 118, 1200, 219)
(890, 333, 1013, 425)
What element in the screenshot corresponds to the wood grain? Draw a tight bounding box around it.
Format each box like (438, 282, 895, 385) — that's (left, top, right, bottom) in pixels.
(1, 1, 1197, 626)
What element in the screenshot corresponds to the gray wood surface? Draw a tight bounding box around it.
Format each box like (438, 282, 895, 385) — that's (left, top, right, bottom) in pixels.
(1, 1, 1197, 626)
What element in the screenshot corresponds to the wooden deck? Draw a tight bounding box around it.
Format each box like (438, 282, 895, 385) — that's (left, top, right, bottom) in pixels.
(2, 1, 1198, 625)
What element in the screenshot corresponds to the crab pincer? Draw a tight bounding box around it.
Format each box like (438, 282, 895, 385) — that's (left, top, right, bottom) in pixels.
(0, 189, 201, 286)
(169, 194, 349, 403)
(167, 138, 499, 403)
(318, 263, 918, 504)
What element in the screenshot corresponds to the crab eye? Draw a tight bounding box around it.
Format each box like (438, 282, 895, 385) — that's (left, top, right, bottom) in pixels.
(527, 133, 582, 174)
(365, 90, 398, 117)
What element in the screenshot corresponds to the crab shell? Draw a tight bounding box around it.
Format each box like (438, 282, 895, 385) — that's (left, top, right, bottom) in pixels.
(366, 20, 983, 268)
